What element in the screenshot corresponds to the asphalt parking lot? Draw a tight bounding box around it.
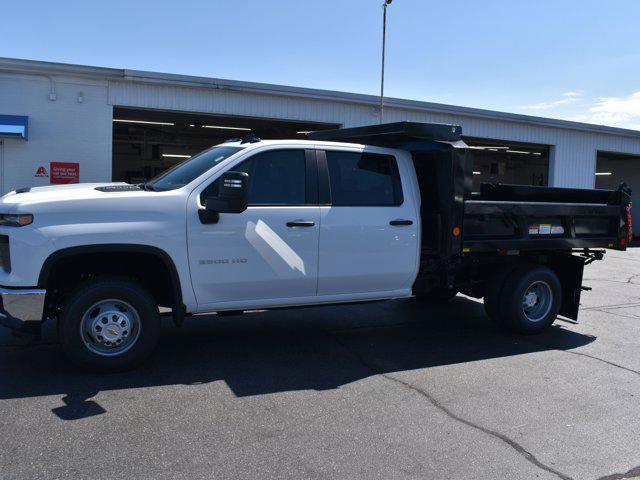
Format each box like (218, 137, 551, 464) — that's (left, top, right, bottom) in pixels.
(1, 248, 639, 480)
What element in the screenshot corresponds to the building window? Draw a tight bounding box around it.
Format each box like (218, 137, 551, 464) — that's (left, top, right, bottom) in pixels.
(464, 138, 550, 191)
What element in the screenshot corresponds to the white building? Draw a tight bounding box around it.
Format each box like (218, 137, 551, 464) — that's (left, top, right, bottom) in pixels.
(1, 57, 639, 225)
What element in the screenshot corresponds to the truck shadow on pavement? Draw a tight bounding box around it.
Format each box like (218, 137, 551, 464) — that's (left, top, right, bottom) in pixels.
(0, 296, 595, 421)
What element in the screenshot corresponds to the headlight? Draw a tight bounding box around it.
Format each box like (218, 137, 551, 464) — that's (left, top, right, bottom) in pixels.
(0, 214, 33, 227)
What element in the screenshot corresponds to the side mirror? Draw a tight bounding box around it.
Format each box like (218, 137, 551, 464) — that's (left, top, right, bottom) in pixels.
(199, 171, 249, 224)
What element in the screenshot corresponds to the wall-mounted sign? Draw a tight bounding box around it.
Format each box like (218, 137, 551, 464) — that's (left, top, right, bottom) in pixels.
(50, 162, 79, 184)
(35, 166, 49, 177)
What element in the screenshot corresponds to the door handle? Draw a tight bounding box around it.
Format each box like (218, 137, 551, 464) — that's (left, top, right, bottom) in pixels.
(389, 219, 413, 226)
(286, 220, 316, 227)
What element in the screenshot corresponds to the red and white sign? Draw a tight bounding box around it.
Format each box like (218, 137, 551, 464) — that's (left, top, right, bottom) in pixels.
(50, 162, 79, 184)
(34, 166, 49, 177)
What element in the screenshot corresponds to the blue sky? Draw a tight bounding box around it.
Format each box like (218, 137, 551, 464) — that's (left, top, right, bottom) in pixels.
(2, 0, 639, 129)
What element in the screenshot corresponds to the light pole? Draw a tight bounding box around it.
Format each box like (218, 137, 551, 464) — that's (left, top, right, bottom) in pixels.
(379, 0, 392, 123)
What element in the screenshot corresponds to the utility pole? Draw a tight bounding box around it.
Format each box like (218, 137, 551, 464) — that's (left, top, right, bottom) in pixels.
(380, 0, 392, 123)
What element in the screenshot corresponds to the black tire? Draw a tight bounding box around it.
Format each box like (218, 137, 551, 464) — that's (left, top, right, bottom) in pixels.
(58, 277, 160, 372)
(497, 265, 561, 334)
(416, 288, 458, 303)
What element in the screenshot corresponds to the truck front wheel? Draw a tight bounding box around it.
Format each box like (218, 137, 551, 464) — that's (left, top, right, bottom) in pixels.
(58, 277, 161, 372)
(497, 265, 562, 334)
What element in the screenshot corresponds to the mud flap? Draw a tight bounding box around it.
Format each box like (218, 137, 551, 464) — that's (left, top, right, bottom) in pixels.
(548, 254, 585, 321)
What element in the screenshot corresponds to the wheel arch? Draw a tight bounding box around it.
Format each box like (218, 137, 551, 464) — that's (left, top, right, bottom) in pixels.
(38, 244, 185, 325)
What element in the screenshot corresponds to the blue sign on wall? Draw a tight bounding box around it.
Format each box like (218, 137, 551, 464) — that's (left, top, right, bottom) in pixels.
(0, 115, 28, 140)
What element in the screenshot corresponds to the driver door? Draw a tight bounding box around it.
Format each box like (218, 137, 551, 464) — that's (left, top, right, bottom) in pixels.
(187, 148, 320, 310)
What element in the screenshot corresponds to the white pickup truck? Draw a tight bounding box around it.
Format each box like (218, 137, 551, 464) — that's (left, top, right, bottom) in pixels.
(0, 122, 632, 371)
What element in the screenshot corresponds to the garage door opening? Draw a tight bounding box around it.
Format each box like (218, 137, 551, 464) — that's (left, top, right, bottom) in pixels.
(112, 107, 339, 183)
(463, 137, 550, 192)
(596, 151, 639, 236)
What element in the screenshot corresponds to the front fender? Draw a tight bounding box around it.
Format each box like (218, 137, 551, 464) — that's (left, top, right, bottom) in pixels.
(0, 225, 56, 287)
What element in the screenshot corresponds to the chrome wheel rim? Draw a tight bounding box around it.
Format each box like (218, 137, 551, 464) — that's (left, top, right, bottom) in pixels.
(80, 299, 141, 356)
(521, 281, 552, 323)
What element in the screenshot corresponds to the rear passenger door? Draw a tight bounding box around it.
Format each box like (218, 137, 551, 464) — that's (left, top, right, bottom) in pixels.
(317, 148, 420, 296)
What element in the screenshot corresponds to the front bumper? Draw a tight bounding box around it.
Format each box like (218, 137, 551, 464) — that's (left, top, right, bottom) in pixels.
(0, 287, 46, 334)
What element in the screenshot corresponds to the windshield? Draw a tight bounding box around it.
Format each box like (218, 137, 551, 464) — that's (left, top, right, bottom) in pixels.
(145, 145, 242, 191)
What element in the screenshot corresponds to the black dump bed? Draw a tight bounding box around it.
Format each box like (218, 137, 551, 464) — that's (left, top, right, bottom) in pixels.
(464, 183, 632, 253)
(308, 122, 633, 258)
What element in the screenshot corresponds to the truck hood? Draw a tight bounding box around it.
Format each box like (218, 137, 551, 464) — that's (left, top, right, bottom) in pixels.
(0, 183, 147, 209)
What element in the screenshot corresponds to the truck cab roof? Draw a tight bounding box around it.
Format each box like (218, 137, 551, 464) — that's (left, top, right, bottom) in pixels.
(221, 138, 379, 151)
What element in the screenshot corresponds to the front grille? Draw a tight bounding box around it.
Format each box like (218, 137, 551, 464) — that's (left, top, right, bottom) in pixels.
(0, 235, 10, 273)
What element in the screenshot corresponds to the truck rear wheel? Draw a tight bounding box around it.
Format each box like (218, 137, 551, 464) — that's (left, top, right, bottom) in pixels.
(497, 265, 561, 334)
(58, 277, 161, 372)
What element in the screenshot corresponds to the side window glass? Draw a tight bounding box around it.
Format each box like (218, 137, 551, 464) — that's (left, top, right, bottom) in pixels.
(201, 150, 307, 205)
(325, 151, 403, 206)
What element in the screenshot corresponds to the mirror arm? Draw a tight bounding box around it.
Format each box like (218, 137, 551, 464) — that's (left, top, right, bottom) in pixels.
(198, 208, 220, 225)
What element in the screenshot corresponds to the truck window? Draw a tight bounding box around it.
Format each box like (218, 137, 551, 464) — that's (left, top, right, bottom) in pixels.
(325, 151, 403, 206)
(146, 146, 242, 191)
(201, 149, 308, 205)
